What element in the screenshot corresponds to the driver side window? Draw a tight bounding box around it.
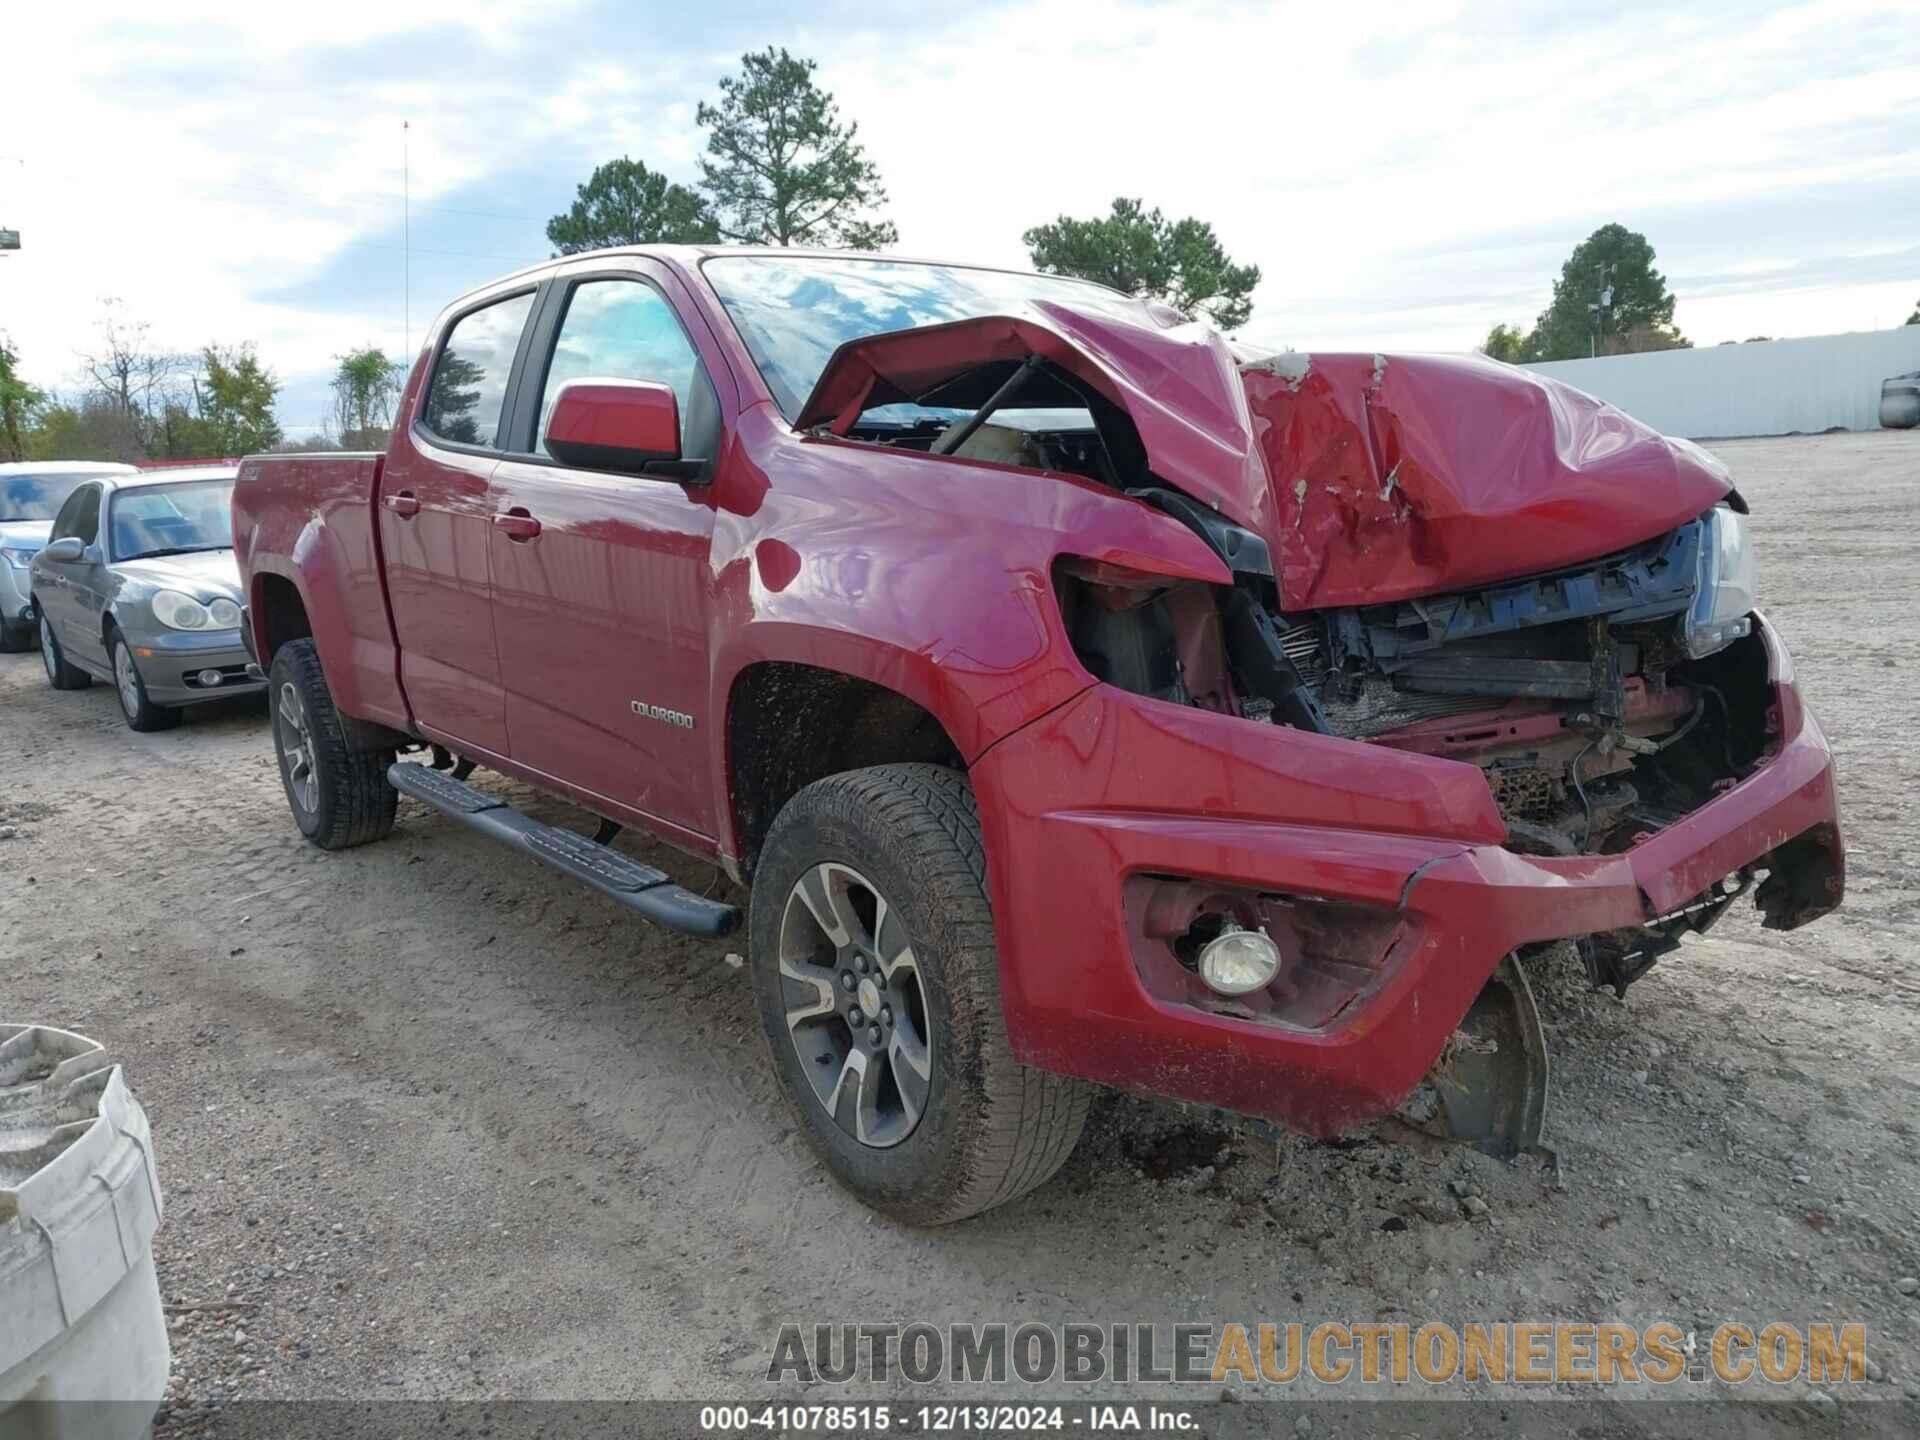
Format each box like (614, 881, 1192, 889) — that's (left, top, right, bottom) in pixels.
(51, 484, 100, 545)
(533, 279, 720, 462)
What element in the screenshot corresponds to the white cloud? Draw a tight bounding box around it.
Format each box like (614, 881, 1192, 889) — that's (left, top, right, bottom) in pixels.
(2, 0, 1915, 429)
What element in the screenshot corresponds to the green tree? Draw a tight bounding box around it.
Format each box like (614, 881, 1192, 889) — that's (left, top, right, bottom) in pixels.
(193, 344, 282, 455)
(1022, 198, 1261, 331)
(696, 47, 898, 249)
(330, 348, 406, 449)
(0, 335, 47, 462)
(1479, 322, 1534, 363)
(1526, 224, 1688, 361)
(24, 396, 146, 463)
(546, 157, 720, 254)
(421, 354, 485, 444)
(1906, 298, 1918, 324)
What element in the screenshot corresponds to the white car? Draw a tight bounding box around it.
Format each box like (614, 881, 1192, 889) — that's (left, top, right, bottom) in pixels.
(0, 461, 138, 650)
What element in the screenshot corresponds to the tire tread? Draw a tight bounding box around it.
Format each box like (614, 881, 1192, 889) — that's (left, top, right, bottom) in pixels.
(270, 639, 397, 850)
(757, 763, 1090, 1225)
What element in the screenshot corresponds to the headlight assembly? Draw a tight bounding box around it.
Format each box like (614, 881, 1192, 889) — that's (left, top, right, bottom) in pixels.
(1, 547, 36, 571)
(1682, 505, 1757, 659)
(151, 589, 241, 631)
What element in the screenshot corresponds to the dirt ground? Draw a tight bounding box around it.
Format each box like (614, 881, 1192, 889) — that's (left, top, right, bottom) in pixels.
(3, 431, 1917, 1423)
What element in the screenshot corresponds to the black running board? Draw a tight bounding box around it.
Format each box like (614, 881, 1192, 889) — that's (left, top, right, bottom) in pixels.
(387, 763, 739, 938)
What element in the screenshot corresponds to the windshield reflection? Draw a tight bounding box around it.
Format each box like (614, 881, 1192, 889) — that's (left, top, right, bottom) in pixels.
(701, 256, 1140, 419)
(110, 480, 236, 561)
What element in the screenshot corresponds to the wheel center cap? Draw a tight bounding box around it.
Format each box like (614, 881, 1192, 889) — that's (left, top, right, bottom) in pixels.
(857, 977, 882, 1017)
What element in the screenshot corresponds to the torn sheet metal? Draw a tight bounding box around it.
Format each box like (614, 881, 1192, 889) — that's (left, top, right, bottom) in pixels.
(796, 304, 1733, 614)
(1242, 350, 1734, 612)
(795, 305, 1275, 533)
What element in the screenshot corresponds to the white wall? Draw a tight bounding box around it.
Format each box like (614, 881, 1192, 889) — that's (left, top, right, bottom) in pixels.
(1525, 326, 1920, 439)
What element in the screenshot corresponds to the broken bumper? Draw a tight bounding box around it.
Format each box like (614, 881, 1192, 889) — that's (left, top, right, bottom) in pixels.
(971, 614, 1842, 1137)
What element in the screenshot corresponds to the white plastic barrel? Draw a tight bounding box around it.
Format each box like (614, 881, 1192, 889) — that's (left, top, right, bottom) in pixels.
(0, 1025, 168, 1440)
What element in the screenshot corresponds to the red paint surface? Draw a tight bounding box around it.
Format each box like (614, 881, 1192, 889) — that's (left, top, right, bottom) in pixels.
(971, 618, 1840, 1133)
(799, 308, 1734, 613)
(1244, 351, 1736, 612)
(232, 450, 410, 734)
(234, 249, 1842, 1132)
(545, 379, 680, 460)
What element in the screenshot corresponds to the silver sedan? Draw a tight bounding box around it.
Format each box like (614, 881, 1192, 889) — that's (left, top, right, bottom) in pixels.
(28, 466, 265, 731)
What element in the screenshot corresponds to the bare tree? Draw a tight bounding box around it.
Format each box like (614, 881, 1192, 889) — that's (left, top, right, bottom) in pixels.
(77, 298, 188, 451)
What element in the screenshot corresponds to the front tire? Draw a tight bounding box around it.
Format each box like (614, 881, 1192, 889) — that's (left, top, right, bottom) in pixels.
(110, 630, 181, 732)
(750, 764, 1090, 1225)
(268, 638, 397, 849)
(38, 611, 91, 690)
(0, 623, 33, 654)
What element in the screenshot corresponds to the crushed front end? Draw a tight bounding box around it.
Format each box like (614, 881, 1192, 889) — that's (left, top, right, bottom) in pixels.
(979, 501, 1842, 1146)
(794, 304, 1843, 1145)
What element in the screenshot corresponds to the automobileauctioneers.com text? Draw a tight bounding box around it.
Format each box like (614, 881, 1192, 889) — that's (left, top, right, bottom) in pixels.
(765, 1320, 1867, 1387)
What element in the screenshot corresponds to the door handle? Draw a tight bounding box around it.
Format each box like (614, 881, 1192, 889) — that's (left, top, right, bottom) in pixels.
(383, 491, 421, 518)
(493, 508, 542, 542)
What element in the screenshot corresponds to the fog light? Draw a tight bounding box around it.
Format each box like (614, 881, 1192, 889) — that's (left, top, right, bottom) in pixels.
(196, 668, 223, 687)
(1197, 924, 1282, 996)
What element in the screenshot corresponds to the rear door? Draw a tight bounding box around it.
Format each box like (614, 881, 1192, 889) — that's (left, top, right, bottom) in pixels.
(487, 264, 727, 838)
(378, 287, 539, 754)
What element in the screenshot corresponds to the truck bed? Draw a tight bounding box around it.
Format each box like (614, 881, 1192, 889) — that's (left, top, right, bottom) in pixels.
(231, 452, 412, 734)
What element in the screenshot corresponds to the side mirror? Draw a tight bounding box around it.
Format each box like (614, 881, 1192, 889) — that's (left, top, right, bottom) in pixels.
(544, 379, 681, 475)
(40, 537, 85, 563)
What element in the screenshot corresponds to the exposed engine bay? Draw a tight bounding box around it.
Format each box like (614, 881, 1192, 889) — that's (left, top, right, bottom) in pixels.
(1051, 512, 1773, 858)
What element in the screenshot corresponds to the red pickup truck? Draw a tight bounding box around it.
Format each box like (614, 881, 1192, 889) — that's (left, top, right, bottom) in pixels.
(233, 247, 1844, 1223)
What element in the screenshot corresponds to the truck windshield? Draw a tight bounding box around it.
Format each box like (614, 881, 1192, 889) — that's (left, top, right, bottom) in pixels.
(701, 255, 1139, 421)
(109, 480, 235, 561)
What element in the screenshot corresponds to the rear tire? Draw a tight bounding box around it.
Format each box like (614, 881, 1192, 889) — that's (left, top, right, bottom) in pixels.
(749, 763, 1091, 1224)
(268, 638, 397, 850)
(110, 630, 181, 733)
(38, 611, 91, 690)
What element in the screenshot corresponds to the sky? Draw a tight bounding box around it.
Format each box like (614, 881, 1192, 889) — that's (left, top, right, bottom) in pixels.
(4, 0, 1917, 436)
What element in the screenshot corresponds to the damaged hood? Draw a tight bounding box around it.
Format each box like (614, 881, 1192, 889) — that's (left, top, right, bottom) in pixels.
(1242, 350, 1734, 611)
(797, 305, 1733, 612)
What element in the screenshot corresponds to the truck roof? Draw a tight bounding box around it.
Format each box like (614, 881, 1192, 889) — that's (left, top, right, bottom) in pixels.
(439, 244, 1126, 316)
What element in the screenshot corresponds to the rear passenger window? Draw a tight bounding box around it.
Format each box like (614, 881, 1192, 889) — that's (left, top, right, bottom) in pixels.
(422, 291, 537, 448)
(534, 279, 719, 461)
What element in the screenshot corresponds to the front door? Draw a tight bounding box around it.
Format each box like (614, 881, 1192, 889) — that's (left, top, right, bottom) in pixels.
(37, 481, 108, 669)
(488, 273, 722, 839)
(378, 287, 538, 755)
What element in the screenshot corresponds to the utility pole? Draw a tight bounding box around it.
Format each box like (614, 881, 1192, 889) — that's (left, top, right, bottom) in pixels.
(403, 121, 411, 363)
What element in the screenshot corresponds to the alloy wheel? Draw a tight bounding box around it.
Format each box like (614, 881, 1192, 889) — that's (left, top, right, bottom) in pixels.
(777, 861, 933, 1149)
(114, 641, 143, 718)
(275, 681, 319, 815)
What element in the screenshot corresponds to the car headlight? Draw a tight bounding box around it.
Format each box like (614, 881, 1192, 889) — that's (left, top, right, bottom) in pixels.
(152, 589, 215, 630)
(207, 597, 242, 627)
(1, 547, 36, 571)
(1682, 505, 1756, 658)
